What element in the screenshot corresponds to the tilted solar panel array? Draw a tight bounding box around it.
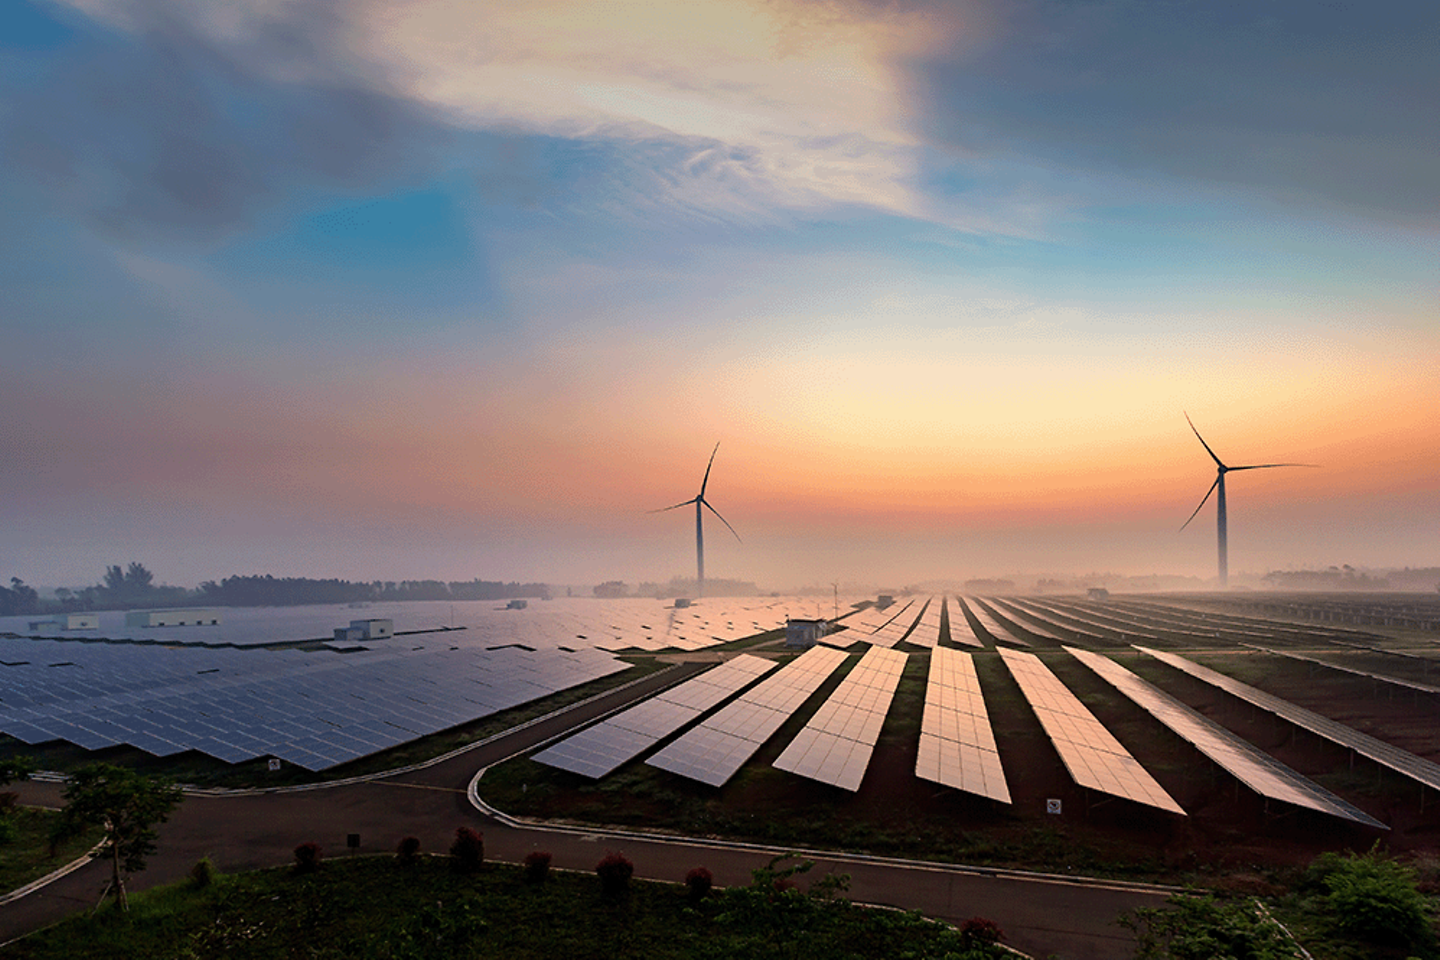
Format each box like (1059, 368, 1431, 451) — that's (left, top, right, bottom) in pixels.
(1070, 647, 1385, 829)
(532, 654, 776, 778)
(0, 638, 626, 771)
(773, 646, 906, 791)
(1137, 646, 1440, 794)
(944, 596, 985, 648)
(997, 647, 1183, 814)
(983, 599, 1070, 643)
(647, 645, 849, 787)
(916, 646, 1010, 802)
(903, 597, 942, 649)
(865, 600, 923, 648)
(1241, 644, 1440, 697)
(962, 597, 1028, 646)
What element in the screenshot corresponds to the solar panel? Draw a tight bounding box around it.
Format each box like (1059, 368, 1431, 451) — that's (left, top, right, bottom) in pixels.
(534, 654, 776, 778)
(915, 646, 1010, 802)
(0, 637, 630, 771)
(961, 597, 1028, 646)
(648, 646, 849, 787)
(903, 598, 942, 649)
(1137, 646, 1440, 794)
(997, 647, 1183, 814)
(773, 646, 905, 790)
(943, 596, 985, 648)
(1241, 644, 1440, 697)
(863, 600, 922, 648)
(1070, 647, 1386, 829)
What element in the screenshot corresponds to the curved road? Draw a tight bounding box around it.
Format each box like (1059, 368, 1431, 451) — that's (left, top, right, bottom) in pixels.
(1, 663, 1169, 958)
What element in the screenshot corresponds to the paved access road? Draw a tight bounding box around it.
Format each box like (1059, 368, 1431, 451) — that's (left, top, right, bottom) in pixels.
(1, 662, 1169, 959)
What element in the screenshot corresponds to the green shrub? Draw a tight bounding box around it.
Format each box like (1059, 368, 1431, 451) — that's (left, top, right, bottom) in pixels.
(1309, 846, 1436, 952)
(1120, 893, 1295, 960)
(189, 857, 217, 888)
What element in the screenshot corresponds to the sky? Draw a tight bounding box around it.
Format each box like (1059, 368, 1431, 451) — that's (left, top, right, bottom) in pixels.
(1, 0, 1436, 592)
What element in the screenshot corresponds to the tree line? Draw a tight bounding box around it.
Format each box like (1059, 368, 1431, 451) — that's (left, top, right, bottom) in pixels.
(0, 563, 550, 616)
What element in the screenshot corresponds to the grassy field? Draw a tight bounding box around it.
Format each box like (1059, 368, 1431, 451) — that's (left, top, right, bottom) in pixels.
(0, 807, 103, 895)
(2, 853, 1011, 960)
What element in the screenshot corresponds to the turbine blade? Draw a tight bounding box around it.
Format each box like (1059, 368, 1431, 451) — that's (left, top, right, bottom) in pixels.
(699, 442, 720, 497)
(1228, 462, 1318, 471)
(649, 497, 699, 514)
(1183, 412, 1227, 469)
(1179, 476, 1221, 532)
(701, 498, 742, 543)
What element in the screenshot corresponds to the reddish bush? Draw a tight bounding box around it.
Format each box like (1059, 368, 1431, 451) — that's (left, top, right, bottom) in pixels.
(293, 841, 322, 874)
(960, 916, 1004, 945)
(596, 851, 634, 895)
(396, 836, 421, 864)
(523, 850, 552, 884)
(684, 866, 713, 901)
(450, 826, 484, 873)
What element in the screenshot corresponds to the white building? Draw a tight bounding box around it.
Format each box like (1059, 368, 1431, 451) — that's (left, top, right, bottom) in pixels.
(124, 609, 222, 628)
(785, 618, 830, 649)
(350, 618, 393, 640)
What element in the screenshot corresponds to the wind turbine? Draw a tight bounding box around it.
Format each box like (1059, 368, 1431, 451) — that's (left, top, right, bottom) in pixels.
(1179, 413, 1313, 588)
(653, 443, 740, 597)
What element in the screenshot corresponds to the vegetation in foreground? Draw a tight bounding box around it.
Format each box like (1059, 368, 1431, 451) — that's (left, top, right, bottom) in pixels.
(4, 850, 1010, 960)
(1124, 845, 1440, 960)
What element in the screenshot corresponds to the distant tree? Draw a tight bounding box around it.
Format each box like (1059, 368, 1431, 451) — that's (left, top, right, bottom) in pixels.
(52, 763, 182, 912)
(1, 578, 39, 616)
(593, 581, 628, 599)
(125, 562, 154, 590)
(0, 756, 35, 787)
(103, 565, 126, 593)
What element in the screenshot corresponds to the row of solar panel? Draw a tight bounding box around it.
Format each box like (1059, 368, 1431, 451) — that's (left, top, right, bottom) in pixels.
(0, 639, 627, 770)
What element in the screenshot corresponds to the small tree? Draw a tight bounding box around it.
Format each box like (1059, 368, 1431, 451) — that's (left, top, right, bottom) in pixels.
(685, 866, 713, 901)
(293, 841, 322, 874)
(596, 851, 633, 896)
(396, 836, 421, 865)
(450, 826, 484, 873)
(52, 763, 182, 912)
(523, 850, 552, 884)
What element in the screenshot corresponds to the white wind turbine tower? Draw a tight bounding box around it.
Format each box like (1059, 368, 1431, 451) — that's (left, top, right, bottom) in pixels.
(653, 443, 740, 597)
(1180, 413, 1314, 588)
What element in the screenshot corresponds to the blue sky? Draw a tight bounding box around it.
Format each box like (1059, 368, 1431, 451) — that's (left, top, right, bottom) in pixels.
(2, 0, 1436, 590)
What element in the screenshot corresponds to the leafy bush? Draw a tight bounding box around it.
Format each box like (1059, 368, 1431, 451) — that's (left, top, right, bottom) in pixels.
(189, 857, 217, 889)
(685, 866, 713, 901)
(396, 836, 421, 865)
(293, 842, 322, 874)
(522, 850, 552, 884)
(960, 916, 1003, 946)
(1308, 846, 1436, 951)
(449, 827, 484, 874)
(596, 851, 634, 896)
(1120, 893, 1295, 960)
